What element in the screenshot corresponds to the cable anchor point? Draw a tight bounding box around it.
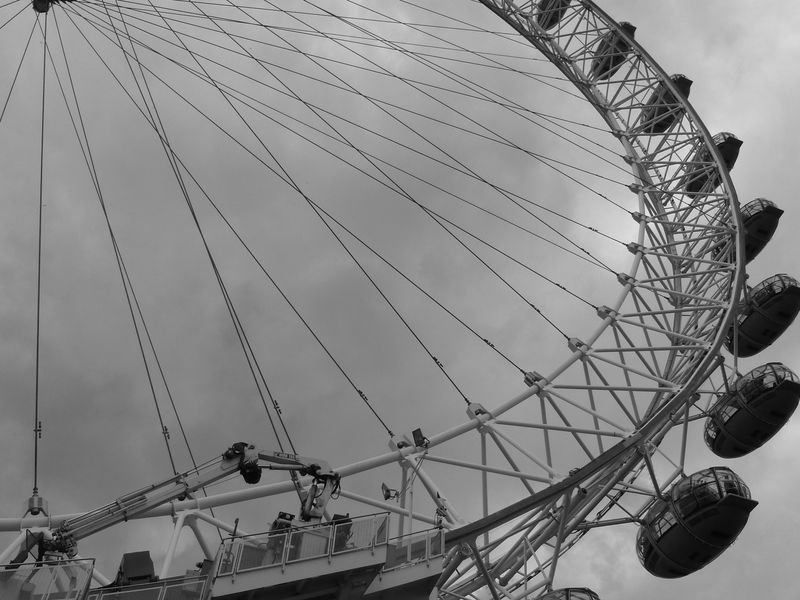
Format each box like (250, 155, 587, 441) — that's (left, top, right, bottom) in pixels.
(25, 492, 49, 517)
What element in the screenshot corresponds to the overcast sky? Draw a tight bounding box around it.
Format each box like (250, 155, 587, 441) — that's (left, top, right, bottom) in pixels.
(0, 2, 799, 599)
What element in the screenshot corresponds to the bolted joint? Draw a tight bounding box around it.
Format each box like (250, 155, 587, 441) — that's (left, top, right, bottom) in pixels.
(617, 272, 635, 286)
(596, 305, 618, 320)
(49, 530, 78, 557)
(26, 494, 48, 517)
(627, 242, 644, 255)
(466, 402, 491, 420)
(630, 211, 646, 223)
(523, 371, 545, 388)
(568, 337, 589, 354)
(389, 435, 411, 451)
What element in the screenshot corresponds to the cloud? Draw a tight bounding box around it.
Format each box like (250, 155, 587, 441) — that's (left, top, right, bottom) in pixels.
(0, 2, 798, 599)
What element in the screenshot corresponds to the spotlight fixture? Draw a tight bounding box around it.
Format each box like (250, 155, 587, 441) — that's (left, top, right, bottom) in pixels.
(412, 427, 429, 448)
(381, 482, 399, 501)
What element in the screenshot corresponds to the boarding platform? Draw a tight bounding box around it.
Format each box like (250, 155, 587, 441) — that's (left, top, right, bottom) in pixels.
(213, 513, 388, 599)
(212, 513, 444, 600)
(2, 514, 444, 600)
(364, 527, 445, 600)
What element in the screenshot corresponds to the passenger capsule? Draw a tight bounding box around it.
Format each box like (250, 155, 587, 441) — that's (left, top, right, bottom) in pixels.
(636, 467, 757, 578)
(705, 363, 800, 458)
(536, 0, 571, 31)
(590, 22, 636, 81)
(640, 74, 692, 134)
(726, 274, 800, 357)
(541, 588, 600, 600)
(741, 198, 783, 263)
(682, 132, 742, 196)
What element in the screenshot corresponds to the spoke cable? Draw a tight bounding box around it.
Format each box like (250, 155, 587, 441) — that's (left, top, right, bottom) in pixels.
(254, 0, 575, 342)
(144, 0, 364, 447)
(49, 14, 213, 486)
(123, 0, 294, 453)
(308, 199, 528, 374)
(347, 0, 626, 162)
(60, 0, 636, 455)
(65, 0, 596, 376)
(0, 0, 28, 32)
(32, 8, 49, 499)
(198, 0, 484, 405)
(0, 13, 35, 125)
(70, 0, 633, 255)
(78, 0, 626, 181)
(71, 1, 625, 263)
(62, 2, 396, 439)
(294, 0, 625, 266)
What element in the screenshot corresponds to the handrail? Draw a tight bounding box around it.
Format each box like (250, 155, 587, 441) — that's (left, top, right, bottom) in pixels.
(215, 512, 390, 577)
(383, 527, 445, 572)
(0, 558, 95, 600)
(85, 575, 210, 600)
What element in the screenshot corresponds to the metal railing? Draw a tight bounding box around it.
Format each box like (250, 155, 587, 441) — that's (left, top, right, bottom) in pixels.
(216, 513, 389, 577)
(0, 559, 94, 600)
(382, 528, 445, 572)
(84, 575, 209, 600)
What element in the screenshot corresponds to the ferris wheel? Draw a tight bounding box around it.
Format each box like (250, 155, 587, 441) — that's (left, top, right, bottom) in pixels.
(0, 1, 797, 600)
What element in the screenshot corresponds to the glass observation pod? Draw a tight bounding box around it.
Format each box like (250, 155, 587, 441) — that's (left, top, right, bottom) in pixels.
(590, 22, 636, 81)
(682, 132, 742, 196)
(541, 588, 601, 600)
(726, 274, 800, 357)
(636, 467, 757, 578)
(741, 198, 784, 263)
(639, 74, 693, 134)
(536, 0, 572, 31)
(705, 362, 800, 458)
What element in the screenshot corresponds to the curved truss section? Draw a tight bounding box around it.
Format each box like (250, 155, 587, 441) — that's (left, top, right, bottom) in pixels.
(408, 1, 747, 596)
(368, 2, 747, 597)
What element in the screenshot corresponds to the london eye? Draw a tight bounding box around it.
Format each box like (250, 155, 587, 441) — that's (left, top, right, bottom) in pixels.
(0, 2, 798, 600)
